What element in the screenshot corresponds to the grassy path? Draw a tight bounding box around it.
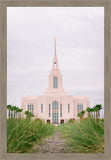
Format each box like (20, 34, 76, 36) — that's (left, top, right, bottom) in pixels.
(7, 119, 104, 153)
(30, 128, 70, 153)
(7, 119, 55, 153)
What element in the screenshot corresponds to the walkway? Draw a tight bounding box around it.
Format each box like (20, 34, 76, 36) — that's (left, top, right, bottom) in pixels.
(32, 129, 69, 153)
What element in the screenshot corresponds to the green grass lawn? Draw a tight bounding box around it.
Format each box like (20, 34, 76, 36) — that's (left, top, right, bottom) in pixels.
(7, 118, 55, 153)
(7, 118, 104, 153)
(57, 118, 104, 153)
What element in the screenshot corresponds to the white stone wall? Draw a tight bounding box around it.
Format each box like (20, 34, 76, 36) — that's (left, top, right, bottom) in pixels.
(21, 44, 90, 123)
(22, 95, 89, 123)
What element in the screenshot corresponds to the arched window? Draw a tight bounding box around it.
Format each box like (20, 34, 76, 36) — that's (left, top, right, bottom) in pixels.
(68, 104, 70, 113)
(28, 104, 34, 113)
(77, 104, 83, 115)
(32, 105, 34, 113)
(60, 104, 62, 117)
(52, 101, 59, 124)
(53, 76, 58, 88)
(41, 104, 43, 113)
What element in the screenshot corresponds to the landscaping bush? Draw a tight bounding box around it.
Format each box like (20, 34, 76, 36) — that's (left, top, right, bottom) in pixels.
(69, 118, 75, 123)
(58, 118, 104, 153)
(7, 118, 55, 153)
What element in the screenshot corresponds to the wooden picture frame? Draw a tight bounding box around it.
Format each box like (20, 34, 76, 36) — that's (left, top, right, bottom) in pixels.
(0, 0, 111, 160)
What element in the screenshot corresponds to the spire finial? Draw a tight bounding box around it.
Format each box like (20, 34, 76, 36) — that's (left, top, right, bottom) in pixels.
(53, 37, 58, 69)
(55, 37, 56, 56)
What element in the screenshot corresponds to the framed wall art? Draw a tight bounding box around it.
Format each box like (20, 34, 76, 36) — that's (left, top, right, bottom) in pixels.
(0, 0, 111, 160)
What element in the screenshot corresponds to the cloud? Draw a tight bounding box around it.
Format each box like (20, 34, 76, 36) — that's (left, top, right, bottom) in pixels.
(7, 7, 104, 117)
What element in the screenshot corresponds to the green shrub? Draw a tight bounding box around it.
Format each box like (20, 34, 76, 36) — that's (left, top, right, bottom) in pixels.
(69, 118, 75, 123)
(58, 118, 104, 153)
(7, 119, 55, 153)
(100, 118, 104, 123)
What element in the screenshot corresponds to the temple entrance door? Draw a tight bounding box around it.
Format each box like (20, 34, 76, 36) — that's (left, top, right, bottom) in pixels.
(61, 119, 64, 124)
(52, 101, 59, 124)
(47, 119, 50, 123)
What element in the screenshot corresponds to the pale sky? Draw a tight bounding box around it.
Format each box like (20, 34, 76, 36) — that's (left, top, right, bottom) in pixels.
(7, 7, 104, 117)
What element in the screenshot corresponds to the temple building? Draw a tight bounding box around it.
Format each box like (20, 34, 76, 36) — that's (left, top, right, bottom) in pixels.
(22, 38, 89, 124)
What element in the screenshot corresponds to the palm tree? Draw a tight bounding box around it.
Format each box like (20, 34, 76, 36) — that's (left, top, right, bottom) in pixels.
(25, 111, 34, 119)
(18, 108, 23, 119)
(98, 104, 102, 119)
(81, 110, 85, 119)
(93, 106, 97, 119)
(95, 105, 98, 119)
(13, 106, 17, 119)
(90, 108, 94, 118)
(7, 105, 23, 119)
(86, 107, 91, 118)
(78, 112, 82, 119)
(10, 106, 15, 119)
(78, 110, 85, 119)
(15, 107, 20, 119)
(96, 104, 102, 119)
(7, 104, 12, 119)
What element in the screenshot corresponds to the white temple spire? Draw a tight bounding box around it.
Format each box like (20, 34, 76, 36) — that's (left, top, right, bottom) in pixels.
(53, 37, 58, 69)
(55, 37, 56, 56)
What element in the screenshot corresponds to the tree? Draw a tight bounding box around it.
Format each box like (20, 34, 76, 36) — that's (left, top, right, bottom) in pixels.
(13, 106, 17, 119)
(18, 108, 23, 119)
(7, 105, 23, 119)
(15, 107, 20, 119)
(78, 112, 82, 119)
(90, 108, 94, 118)
(25, 111, 34, 119)
(10, 106, 15, 119)
(7, 104, 12, 119)
(93, 106, 97, 119)
(86, 107, 91, 118)
(81, 110, 85, 119)
(78, 110, 85, 119)
(96, 104, 102, 119)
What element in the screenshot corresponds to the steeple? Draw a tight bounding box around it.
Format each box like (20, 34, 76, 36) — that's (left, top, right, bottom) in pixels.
(55, 37, 56, 56)
(53, 37, 58, 69)
(43, 38, 67, 95)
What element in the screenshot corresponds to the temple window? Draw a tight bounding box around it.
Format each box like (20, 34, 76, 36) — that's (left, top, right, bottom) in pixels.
(53, 76, 58, 88)
(60, 104, 62, 117)
(41, 104, 43, 113)
(68, 104, 70, 113)
(77, 104, 83, 115)
(28, 104, 34, 113)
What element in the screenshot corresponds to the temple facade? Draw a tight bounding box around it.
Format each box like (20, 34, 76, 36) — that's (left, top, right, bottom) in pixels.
(22, 39, 89, 124)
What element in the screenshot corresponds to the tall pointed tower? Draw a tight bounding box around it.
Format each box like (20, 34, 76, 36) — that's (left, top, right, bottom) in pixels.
(44, 38, 67, 95)
(22, 38, 90, 123)
(53, 38, 58, 69)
